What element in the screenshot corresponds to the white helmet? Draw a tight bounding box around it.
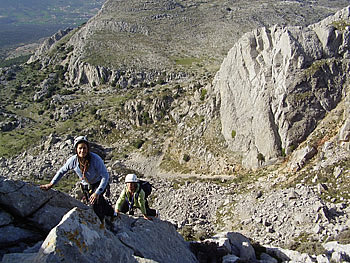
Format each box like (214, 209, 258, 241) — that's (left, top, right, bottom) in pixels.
(74, 136, 89, 149)
(125, 174, 138, 183)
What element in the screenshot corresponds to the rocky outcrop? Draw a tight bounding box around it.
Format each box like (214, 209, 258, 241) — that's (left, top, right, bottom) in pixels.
(27, 0, 350, 87)
(0, 177, 87, 260)
(213, 6, 350, 168)
(27, 28, 73, 64)
(26, 207, 197, 263)
(3, 177, 350, 263)
(191, 231, 350, 263)
(0, 178, 198, 263)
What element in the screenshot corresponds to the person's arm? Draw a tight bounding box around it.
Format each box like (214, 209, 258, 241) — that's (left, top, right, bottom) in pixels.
(115, 188, 127, 213)
(39, 182, 53, 190)
(89, 154, 110, 204)
(93, 154, 109, 195)
(137, 190, 152, 220)
(40, 156, 75, 191)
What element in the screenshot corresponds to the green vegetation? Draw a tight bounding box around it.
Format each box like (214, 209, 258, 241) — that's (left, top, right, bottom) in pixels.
(185, 113, 206, 129)
(257, 153, 265, 162)
(160, 156, 192, 174)
(0, 130, 46, 157)
(281, 148, 286, 157)
(287, 232, 326, 255)
(32, 173, 78, 193)
(304, 58, 336, 78)
(133, 139, 145, 149)
(200, 89, 207, 101)
(0, 55, 32, 68)
(215, 201, 236, 230)
(331, 19, 350, 31)
(290, 91, 313, 104)
(183, 153, 190, 162)
(231, 130, 236, 139)
(334, 229, 350, 244)
(178, 225, 212, 241)
(175, 57, 201, 66)
(0, 60, 69, 156)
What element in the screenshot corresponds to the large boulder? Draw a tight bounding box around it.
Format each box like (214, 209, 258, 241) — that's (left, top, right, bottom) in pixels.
(0, 177, 87, 231)
(0, 178, 198, 263)
(32, 207, 198, 263)
(0, 177, 88, 260)
(213, 6, 350, 168)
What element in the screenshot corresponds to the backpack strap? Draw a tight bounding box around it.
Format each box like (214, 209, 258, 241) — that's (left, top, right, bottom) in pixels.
(126, 193, 135, 210)
(135, 182, 142, 200)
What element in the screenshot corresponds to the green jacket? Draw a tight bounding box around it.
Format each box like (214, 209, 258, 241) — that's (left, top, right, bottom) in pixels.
(115, 184, 147, 215)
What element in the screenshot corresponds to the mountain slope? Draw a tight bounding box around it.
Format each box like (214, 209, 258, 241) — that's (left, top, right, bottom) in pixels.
(30, 0, 350, 85)
(2, 1, 350, 175)
(2, 2, 350, 257)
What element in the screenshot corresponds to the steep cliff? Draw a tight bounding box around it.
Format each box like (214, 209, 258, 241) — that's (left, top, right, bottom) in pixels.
(28, 0, 350, 87)
(213, 7, 350, 168)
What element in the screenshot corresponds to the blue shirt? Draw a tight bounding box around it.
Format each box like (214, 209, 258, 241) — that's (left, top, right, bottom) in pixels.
(50, 152, 109, 195)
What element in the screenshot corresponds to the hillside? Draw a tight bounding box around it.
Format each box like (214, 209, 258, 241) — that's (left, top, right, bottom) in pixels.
(2, 0, 350, 177)
(2, 0, 350, 184)
(29, 0, 350, 75)
(2, 1, 350, 261)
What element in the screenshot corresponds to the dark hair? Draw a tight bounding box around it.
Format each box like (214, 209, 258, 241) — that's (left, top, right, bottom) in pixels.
(75, 141, 90, 156)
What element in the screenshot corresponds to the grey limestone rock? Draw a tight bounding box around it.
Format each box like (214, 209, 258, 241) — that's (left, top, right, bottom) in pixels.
(32, 207, 198, 263)
(28, 28, 73, 64)
(323, 241, 350, 263)
(1, 252, 37, 263)
(0, 178, 87, 230)
(213, 6, 350, 168)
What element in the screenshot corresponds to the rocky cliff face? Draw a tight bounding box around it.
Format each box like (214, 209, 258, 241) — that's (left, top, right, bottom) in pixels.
(213, 6, 350, 168)
(28, 0, 350, 87)
(2, 178, 350, 263)
(0, 178, 197, 263)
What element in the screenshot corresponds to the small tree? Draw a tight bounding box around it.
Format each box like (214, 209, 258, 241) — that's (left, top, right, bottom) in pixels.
(200, 89, 207, 101)
(133, 139, 145, 149)
(231, 130, 236, 139)
(183, 154, 190, 162)
(257, 153, 265, 163)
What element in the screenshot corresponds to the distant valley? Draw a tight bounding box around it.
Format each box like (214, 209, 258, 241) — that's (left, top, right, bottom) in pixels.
(0, 0, 105, 61)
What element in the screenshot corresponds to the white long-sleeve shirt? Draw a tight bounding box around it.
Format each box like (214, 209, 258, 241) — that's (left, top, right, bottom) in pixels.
(50, 152, 109, 195)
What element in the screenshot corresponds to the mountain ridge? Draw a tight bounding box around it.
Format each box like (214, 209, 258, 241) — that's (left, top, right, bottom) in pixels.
(2, 2, 350, 260)
(30, 0, 350, 82)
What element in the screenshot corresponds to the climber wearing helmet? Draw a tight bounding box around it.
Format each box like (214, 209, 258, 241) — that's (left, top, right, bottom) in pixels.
(115, 174, 157, 220)
(40, 136, 114, 223)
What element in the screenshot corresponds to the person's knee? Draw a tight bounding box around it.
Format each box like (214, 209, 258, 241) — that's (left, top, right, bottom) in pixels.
(119, 201, 129, 213)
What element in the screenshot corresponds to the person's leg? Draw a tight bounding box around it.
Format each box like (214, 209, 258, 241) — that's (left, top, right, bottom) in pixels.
(98, 195, 115, 217)
(90, 182, 114, 222)
(92, 197, 104, 222)
(145, 199, 157, 217)
(118, 200, 129, 213)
